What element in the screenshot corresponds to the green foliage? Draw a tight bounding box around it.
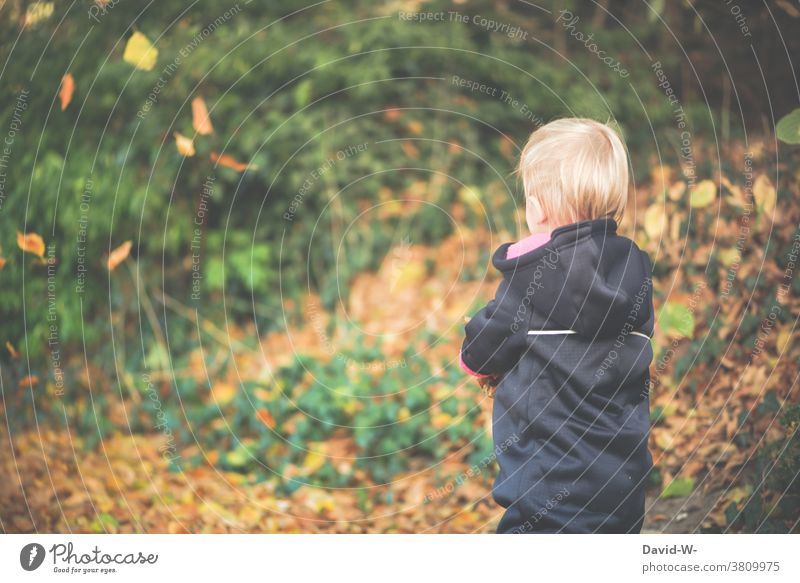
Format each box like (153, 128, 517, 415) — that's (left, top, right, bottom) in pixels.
(777, 109, 800, 145)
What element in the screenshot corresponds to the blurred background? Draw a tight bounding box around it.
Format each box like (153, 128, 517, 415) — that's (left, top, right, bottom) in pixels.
(0, 0, 799, 533)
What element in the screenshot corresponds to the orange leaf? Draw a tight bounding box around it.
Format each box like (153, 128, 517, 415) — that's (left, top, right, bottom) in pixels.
(174, 132, 195, 157)
(107, 240, 132, 271)
(211, 151, 250, 172)
(19, 375, 39, 389)
(16, 232, 45, 257)
(60, 73, 75, 111)
(256, 409, 275, 429)
(0, 256, 6, 270)
(191, 96, 214, 135)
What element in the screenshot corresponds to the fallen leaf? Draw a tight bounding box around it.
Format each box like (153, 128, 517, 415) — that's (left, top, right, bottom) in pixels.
(19, 375, 39, 389)
(107, 241, 132, 271)
(16, 232, 45, 258)
(689, 179, 716, 208)
(210, 382, 237, 405)
(123, 31, 158, 71)
(192, 97, 214, 135)
(59, 73, 75, 111)
(753, 174, 777, 217)
(644, 203, 667, 240)
(174, 132, 195, 157)
(256, 409, 275, 429)
(211, 151, 250, 172)
(661, 476, 695, 499)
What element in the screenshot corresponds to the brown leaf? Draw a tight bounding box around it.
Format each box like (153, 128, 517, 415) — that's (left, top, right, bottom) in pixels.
(60, 73, 75, 111)
(191, 97, 214, 135)
(16, 232, 45, 257)
(211, 151, 250, 172)
(107, 240, 132, 271)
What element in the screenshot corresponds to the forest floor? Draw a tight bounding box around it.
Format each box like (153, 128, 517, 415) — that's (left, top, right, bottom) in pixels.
(1, 422, 716, 534)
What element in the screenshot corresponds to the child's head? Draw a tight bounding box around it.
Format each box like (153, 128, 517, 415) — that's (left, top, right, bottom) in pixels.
(516, 118, 629, 233)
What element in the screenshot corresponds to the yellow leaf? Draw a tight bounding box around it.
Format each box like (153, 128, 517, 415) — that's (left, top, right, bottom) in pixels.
(689, 179, 716, 208)
(191, 97, 214, 135)
(458, 186, 483, 213)
(123, 31, 158, 71)
(643, 203, 666, 240)
(16, 232, 45, 258)
(776, 327, 793, 355)
(24, 2, 54, 27)
(654, 430, 674, 451)
(431, 412, 452, 429)
(210, 382, 237, 405)
(107, 240, 132, 271)
(6, 341, 19, 359)
(302, 449, 327, 473)
(718, 247, 739, 267)
(59, 73, 75, 111)
(174, 132, 195, 157)
(407, 120, 424, 135)
(667, 181, 686, 201)
(753, 174, 777, 216)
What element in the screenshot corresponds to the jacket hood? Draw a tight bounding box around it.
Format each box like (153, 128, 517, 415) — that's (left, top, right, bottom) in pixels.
(492, 218, 653, 339)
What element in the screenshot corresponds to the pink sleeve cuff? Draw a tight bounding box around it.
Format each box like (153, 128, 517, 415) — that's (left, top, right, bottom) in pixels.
(460, 353, 492, 379)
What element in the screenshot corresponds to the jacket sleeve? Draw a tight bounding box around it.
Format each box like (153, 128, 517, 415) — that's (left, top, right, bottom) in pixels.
(460, 275, 529, 377)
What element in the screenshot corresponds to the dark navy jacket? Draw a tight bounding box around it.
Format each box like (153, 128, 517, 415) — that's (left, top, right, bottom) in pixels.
(461, 219, 654, 533)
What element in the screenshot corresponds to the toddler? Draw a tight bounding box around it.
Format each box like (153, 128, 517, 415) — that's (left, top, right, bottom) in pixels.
(460, 118, 654, 533)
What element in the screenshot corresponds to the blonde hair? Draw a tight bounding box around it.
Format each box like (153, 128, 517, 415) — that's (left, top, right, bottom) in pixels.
(516, 118, 629, 224)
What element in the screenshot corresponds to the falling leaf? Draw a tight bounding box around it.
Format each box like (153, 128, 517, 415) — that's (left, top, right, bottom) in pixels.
(753, 174, 777, 217)
(401, 141, 419, 159)
(174, 132, 195, 157)
(19, 375, 40, 389)
(6, 341, 20, 359)
(16, 232, 45, 258)
(123, 31, 158, 71)
(191, 97, 214, 135)
(407, 120, 424, 135)
(59, 73, 75, 111)
(384, 107, 401, 121)
(689, 179, 716, 208)
(24, 2, 54, 27)
(107, 240, 132, 271)
(210, 151, 250, 172)
(256, 409, 275, 429)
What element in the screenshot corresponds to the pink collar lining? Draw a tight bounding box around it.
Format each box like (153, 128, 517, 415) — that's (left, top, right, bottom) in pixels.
(506, 232, 551, 259)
